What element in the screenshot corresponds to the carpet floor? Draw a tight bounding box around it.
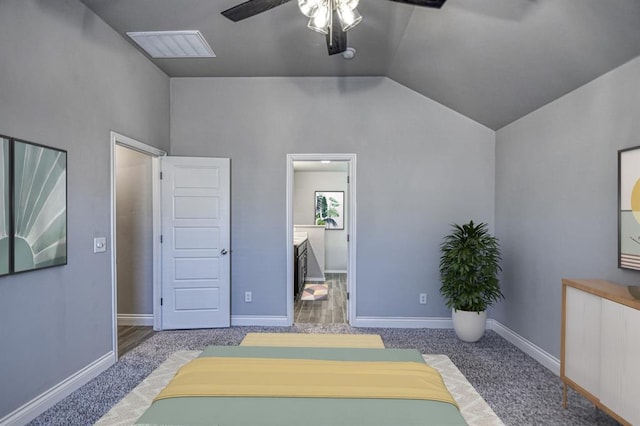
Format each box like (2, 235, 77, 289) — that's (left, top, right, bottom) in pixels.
(29, 325, 619, 426)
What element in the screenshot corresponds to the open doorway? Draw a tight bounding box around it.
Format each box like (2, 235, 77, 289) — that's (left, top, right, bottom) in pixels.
(286, 154, 356, 325)
(110, 132, 165, 358)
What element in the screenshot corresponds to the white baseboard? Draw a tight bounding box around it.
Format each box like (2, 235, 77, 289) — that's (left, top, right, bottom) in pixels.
(304, 276, 326, 283)
(117, 314, 154, 326)
(487, 319, 560, 376)
(231, 315, 290, 327)
(0, 351, 116, 426)
(324, 269, 347, 274)
(350, 316, 560, 375)
(353, 316, 453, 329)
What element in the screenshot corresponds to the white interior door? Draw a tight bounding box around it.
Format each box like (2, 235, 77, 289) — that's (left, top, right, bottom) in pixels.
(161, 156, 230, 329)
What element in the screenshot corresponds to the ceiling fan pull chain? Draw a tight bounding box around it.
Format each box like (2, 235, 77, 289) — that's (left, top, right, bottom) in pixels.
(328, 0, 334, 46)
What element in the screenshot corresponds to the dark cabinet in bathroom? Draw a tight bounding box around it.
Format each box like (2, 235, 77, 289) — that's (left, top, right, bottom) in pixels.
(294, 240, 307, 299)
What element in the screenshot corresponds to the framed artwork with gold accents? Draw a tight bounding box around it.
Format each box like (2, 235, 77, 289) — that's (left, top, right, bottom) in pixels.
(619, 145, 640, 270)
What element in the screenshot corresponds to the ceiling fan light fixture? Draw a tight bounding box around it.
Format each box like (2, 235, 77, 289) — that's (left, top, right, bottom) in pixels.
(341, 0, 359, 9)
(307, 17, 329, 34)
(221, 0, 447, 55)
(298, 0, 322, 17)
(300, 0, 362, 41)
(337, 5, 362, 31)
(307, 4, 331, 34)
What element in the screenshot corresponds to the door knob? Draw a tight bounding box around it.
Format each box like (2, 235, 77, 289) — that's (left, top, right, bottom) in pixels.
(221, 248, 228, 255)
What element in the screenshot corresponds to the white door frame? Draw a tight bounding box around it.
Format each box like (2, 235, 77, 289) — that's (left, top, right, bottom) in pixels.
(110, 131, 166, 358)
(286, 153, 357, 325)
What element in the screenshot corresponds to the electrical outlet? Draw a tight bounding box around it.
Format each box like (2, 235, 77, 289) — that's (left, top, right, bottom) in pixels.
(419, 293, 427, 305)
(244, 291, 252, 303)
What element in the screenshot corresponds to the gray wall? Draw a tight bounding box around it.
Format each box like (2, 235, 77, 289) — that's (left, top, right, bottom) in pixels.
(5, 0, 636, 418)
(170, 76, 495, 319)
(0, 0, 169, 418)
(294, 171, 348, 272)
(116, 146, 153, 315)
(494, 56, 640, 358)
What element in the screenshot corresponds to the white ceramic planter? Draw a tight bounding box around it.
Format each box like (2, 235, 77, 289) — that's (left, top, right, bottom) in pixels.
(452, 309, 487, 342)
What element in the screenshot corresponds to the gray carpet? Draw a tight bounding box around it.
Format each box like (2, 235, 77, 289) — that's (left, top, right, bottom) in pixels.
(29, 325, 619, 426)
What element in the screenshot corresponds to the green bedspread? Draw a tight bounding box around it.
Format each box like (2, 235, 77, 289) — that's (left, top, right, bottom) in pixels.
(135, 346, 467, 426)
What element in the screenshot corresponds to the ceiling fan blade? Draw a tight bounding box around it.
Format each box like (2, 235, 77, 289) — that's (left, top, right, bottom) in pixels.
(221, 0, 292, 22)
(388, 0, 447, 8)
(326, 10, 347, 55)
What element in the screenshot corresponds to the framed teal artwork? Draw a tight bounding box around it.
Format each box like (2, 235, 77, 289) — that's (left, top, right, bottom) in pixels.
(0, 136, 9, 275)
(12, 139, 67, 272)
(0, 135, 67, 276)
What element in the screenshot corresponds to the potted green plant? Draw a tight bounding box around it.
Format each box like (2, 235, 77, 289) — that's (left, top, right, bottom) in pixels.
(439, 221, 503, 342)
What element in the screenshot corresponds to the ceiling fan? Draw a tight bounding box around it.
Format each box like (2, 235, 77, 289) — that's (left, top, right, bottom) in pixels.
(221, 0, 447, 56)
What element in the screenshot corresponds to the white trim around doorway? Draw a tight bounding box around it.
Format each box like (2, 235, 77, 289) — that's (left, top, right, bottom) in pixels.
(109, 131, 166, 360)
(286, 153, 357, 325)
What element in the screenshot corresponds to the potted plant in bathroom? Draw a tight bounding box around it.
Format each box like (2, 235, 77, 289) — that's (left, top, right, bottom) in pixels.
(439, 221, 503, 342)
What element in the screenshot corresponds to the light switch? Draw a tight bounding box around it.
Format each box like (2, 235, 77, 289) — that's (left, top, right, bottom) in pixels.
(94, 237, 107, 253)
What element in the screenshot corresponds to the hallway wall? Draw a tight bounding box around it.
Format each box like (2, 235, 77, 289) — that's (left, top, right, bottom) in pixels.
(116, 146, 153, 316)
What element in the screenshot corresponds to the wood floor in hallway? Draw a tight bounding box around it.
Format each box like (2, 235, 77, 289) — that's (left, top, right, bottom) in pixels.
(117, 325, 156, 357)
(117, 275, 347, 354)
(294, 273, 347, 324)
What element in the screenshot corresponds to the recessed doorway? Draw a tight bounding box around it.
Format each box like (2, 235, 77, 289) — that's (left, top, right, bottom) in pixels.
(286, 154, 356, 325)
(110, 131, 165, 359)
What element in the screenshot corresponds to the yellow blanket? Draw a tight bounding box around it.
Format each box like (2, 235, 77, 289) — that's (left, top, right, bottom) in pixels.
(240, 333, 385, 348)
(154, 357, 457, 407)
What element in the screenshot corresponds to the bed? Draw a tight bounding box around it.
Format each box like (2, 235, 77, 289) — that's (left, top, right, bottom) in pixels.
(135, 334, 467, 426)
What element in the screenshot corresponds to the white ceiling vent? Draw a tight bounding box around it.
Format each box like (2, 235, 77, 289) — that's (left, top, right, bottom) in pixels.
(126, 30, 215, 58)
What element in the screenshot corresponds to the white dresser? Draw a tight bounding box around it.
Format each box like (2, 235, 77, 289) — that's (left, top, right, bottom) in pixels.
(561, 278, 640, 426)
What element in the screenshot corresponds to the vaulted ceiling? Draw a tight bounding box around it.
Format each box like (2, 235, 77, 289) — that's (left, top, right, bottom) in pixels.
(80, 0, 640, 130)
